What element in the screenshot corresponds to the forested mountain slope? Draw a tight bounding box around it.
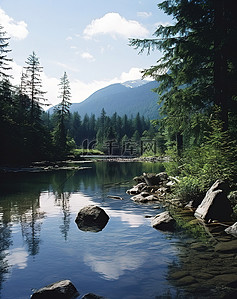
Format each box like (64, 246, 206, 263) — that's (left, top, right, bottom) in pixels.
(68, 80, 160, 119)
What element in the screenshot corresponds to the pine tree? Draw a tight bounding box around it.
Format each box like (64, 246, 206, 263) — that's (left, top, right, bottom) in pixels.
(56, 72, 71, 117)
(53, 72, 72, 157)
(23, 51, 47, 122)
(130, 0, 237, 149)
(0, 25, 12, 79)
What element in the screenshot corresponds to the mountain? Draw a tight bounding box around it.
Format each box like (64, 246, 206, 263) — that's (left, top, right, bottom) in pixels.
(50, 80, 161, 119)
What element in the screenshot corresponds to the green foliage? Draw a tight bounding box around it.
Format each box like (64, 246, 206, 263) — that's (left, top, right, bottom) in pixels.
(52, 72, 72, 157)
(168, 115, 237, 201)
(141, 150, 156, 158)
(182, 118, 237, 187)
(66, 136, 77, 153)
(130, 0, 237, 158)
(164, 147, 181, 177)
(22, 51, 47, 120)
(174, 176, 205, 203)
(0, 25, 12, 78)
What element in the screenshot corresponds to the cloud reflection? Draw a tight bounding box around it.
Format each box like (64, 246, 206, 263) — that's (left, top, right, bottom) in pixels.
(84, 251, 147, 280)
(39, 192, 147, 228)
(6, 248, 28, 269)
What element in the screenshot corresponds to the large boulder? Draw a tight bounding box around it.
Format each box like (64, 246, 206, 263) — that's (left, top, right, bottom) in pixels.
(75, 205, 109, 232)
(194, 180, 232, 222)
(151, 211, 176, 231)
(225, 222, 237, 237)
(31, 280, 79, 298)
(143, 172, 169, 186)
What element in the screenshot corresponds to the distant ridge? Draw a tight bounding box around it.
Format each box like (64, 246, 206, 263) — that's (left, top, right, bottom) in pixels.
(50, 80, 161, 119)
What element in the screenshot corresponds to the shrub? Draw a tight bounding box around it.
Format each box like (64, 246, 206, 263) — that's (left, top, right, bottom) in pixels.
(173, 176, 206, 203)
(165, 116, 237, 202)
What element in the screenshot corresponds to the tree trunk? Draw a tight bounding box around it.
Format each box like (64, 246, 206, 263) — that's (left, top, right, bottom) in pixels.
(213, 0, 229, 130)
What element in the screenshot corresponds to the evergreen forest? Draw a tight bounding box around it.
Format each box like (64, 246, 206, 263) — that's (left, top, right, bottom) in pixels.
(1, 0, 237, 200)
(0, 24, 156, 164)
(130, 0, 237, 198)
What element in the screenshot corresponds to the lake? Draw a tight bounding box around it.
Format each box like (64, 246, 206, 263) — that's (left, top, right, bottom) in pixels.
(0, 161, 237, 299)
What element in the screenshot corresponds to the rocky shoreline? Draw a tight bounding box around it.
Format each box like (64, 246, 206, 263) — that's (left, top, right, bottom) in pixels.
(0, 156, 167, 174)
(126, 171, 237, 237)
(29, 169, 237, 298)
(125, 171, 237, 298)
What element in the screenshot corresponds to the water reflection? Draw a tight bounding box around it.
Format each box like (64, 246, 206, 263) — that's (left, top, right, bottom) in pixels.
(1, 161, 173, 298)
(5, 247, 28, 270)
(84, 251, 147, 280)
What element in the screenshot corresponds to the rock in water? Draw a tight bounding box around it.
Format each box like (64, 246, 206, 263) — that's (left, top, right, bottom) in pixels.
(151, 211, 176, 231)
(75, 205, 109, 232)
(194, 180, 232, 222)
(31, 280, 79, 298)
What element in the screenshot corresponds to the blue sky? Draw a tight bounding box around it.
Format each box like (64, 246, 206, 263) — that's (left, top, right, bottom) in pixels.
(0, 0, 172, 107)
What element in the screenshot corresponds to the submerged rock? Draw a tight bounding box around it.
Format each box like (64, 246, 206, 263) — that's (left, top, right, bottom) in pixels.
(151, 211, 176, 231)
(194, 180, 232, 222)
(31, 280, 79, 298)
(215, 239, 237, 253)
(75, 205, 109, 232)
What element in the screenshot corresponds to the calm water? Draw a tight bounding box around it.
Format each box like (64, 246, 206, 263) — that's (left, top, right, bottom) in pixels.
(0, 162, 236, 299)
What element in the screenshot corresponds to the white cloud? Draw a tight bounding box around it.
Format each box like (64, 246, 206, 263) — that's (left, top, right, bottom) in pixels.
(0, 8, 28, 40)
(41, 73, 60, 107)
(119, 67, 143, 82)
(70, 79, 117, 104)
(83, 12, 149, 39)
(9, 61, 22, 85)
(137, 12, 152, 18)
(81, 52, 95, 62)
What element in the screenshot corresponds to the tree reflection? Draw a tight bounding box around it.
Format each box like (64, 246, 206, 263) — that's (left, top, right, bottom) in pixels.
(55, 192, 71, 241)
(20, 197, 45, 256)
(52, 171, 72, 240)
(0, 161, 165, 295)
(0, 220, 12, 294)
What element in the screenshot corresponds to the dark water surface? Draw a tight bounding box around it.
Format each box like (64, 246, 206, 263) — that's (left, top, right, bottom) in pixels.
(0, 162, 236, 299)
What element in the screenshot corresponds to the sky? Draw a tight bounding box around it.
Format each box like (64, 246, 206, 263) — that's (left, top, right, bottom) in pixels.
(0, 0, 172, 108)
